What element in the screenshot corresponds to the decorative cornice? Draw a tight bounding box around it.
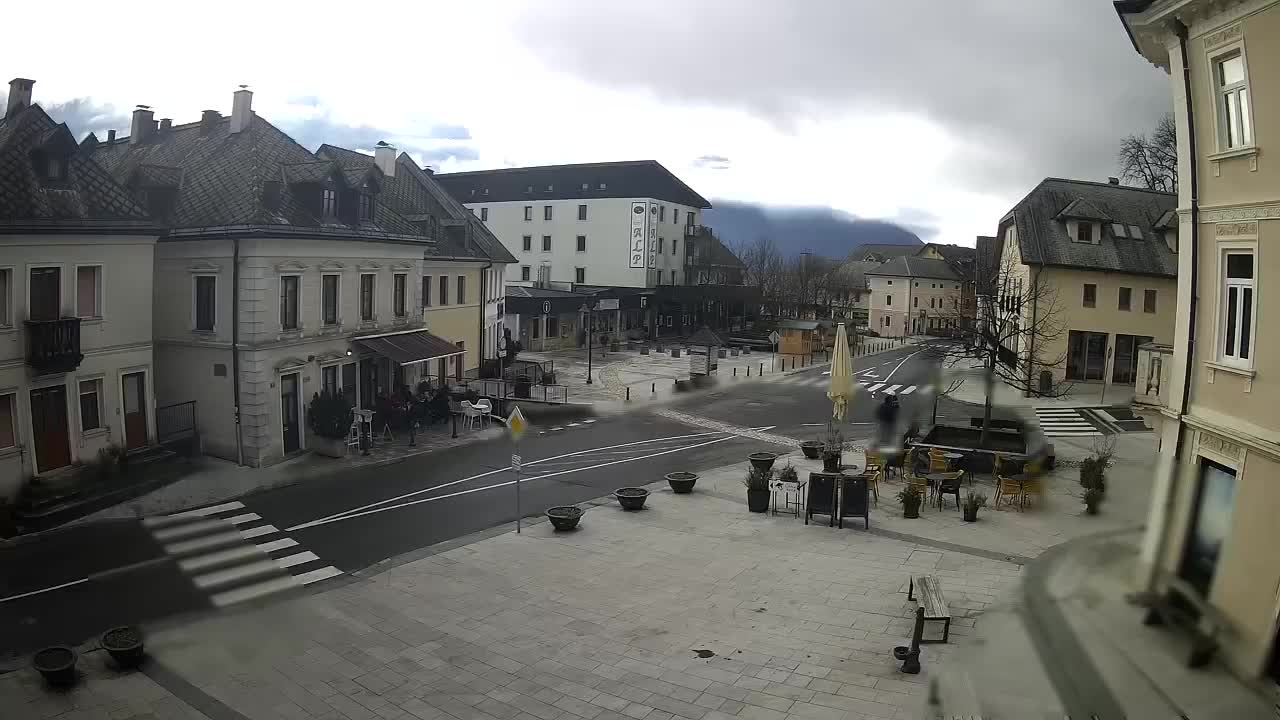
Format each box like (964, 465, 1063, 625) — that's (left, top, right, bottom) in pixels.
(274, 356, 309, 370)
(357, 261, 382, 271)
(319, 260, 346, 272)
(1200, 205, 1280, 223)
(275, 260, 308, 273)
(391, 261, 414, 271)
(187, 260, 222, 273)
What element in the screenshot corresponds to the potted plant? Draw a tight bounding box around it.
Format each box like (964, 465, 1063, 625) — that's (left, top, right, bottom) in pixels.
(777, 463, 799, 486)
(748, 452, 778, 473)
(640, 345, 651, 356)
(101, 625, 145, 669)
(821, 423, 843, 472)
(32, 646, 77, 686)
(615, 487, 650, 510)
(665, 471, 698, 494)
(1083, 487, 1104, 515)
(897, 486, 924, 519)
(546, 505, 584, 531)
(743, 466, 772, 512)
(799, 440, 824, 460)
(961, 492, 987, 522)
(308, 391, 351, 458)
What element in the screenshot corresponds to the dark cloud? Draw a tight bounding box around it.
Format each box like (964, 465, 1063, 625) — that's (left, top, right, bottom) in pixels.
(428, 124, 472, 140)
(706, 200, 921, 258)
(1, 93, 130, 140)
(693, 154, 731, 169)
(511, 1, 1170, 195)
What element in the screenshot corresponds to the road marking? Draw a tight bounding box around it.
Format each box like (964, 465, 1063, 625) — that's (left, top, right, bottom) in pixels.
(179, 545, 263, 573)
(899, 386, 917, 395)
(295, 566, 344, 585)
(881, 351, 921, 383)
(163, 530, 244, 556)
(274, 551, 320, 569)
(142, 501, 245, 528)
(193, 559, 281, 590)
(211, 575, 300, 608)
(0, 577, 89, 604)
(152, 519, 226, 542)
(883, 384, 902, 395)
(223, 513, 261, 526)
(255, 538, 299, 553)
(239, 524, 278, 540)
(867, 383, 886, 393)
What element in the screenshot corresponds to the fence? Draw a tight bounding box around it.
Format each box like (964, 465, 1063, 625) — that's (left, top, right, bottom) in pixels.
(156, 400, 199, 455)
(462, 379, 569, 405)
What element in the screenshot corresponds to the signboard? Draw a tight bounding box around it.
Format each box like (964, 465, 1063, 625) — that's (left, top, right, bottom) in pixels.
(629, 201, 647, 268)
(511, 454, 522, 471)
(507, 406, 528, 442)
(768, 331, 781, 345)
(690, 353, 709, 376)
(597, 298, 619, 311)
(542, 300, 551, 314)
(648, 203, 659, 268)
(769, 479, 800, 494)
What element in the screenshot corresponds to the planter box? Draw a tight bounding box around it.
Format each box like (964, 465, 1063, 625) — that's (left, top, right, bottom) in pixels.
(615, 487, 650, 510)
(913, 424, 1027, 473)
(312, 436, 346, 458)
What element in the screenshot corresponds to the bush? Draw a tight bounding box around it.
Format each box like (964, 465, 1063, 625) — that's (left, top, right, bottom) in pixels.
(1079, 456, 1106, 493)
(308, 391, 352, 440)
(962, 492, 988, 511)
(1083, 487, 1104, 513)
(896, 486, 924, 512)
(778, 463, 798, 483)
(743, 467, 772, 491)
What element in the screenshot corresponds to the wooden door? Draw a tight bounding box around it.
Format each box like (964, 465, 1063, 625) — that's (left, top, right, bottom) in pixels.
(30, 385, 71, 471)
(122, 371, 148, 450)
(280, 373, 300, 454)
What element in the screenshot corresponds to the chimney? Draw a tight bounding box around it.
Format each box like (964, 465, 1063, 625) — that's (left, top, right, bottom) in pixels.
(107, 129, 117, 142)
(159, 118, 172, 132)
(200, 110, 221, 136)
(423, 166, 434, 175)
(5, 78, 34, 118)
(130, 105, 155, 145)
(230, 85, 253, 134)
(1108, 176, 1120, 185)
(374, 141, 396, 177)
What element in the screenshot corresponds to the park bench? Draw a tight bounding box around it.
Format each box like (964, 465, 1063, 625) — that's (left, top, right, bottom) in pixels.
(1135, 575, 1225, 668)
(907, 574, 951, 643)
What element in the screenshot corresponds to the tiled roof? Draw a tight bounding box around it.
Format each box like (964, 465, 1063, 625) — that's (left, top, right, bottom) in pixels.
(835, 260, 880, 289)
(852, 243, 921, 262)
(924, 243, 977, 265)
(865, 256, 962, 281)
(436, 160, 711, 209)
(0, 104, 151, 229)
(975, 235, 1000, 295)
(505, 285, 587, 299)
(1009, 178, 1177, 278)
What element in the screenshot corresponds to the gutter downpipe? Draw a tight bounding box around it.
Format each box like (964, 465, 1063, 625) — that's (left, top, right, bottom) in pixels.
(232, 237, 244, 467)
(479, 259, 493, 368)
(1149, 19, 1199, 592)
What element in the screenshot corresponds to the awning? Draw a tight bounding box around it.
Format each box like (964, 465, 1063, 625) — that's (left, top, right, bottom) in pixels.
(352, 330, 465, 366)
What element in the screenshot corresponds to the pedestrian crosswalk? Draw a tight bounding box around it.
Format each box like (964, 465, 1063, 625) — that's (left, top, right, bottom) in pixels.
(1034, 408, 1103, 437)
(775, 373, 927, 396)
(143, 501, 341, 609)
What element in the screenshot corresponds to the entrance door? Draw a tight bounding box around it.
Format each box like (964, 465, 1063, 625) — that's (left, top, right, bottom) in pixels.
(1179, 458, 1237, 595)
(1112, 334, 1154, 385)
(121, 371, 148, 450)
(30, 385, 71, 471)
(280, 372, 301, 454)
(1066, 331, 1109, 381)
(29, 267, 61, 321)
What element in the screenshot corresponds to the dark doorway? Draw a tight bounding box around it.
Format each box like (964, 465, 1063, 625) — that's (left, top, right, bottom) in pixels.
(360, 360, 377, 409)
(280, 372, 300, 454)
(1179, 458, 1237, 595)
(1066, 331, 1109, 381)
(30, 385, 71, 472)
(29, 267, 61, 321)
(121, 371, 148, 450)
(341, 362, 356, 408)
(1113, 334, 1154, 384)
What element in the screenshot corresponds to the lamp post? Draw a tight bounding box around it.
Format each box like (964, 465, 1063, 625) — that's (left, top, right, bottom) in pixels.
(584, 302, 595, 385)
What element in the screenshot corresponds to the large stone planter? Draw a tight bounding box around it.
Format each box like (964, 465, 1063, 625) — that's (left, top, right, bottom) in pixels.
(312, 436, 346, 458)
(101, 626, 145, 669)
(665, 472, 698, 494)
(33, 647, 77, 687)
(748, 452, 778, 473)
(615, 487, 650, 510)
(746, 489, 770, 512)
(671, 348, 681, 358)
(546, 506, 583, 531)
(799, 441, 823, 459)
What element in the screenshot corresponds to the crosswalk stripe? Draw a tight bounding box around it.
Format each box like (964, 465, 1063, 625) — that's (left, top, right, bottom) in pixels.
(883, 385, 902, 395)
(211, 575, 301, 608)
(899, 386, 917, 395)
(152, 519, 226, 542)
(194, 559, 281, 590)
(255, 538, 299, 554)
(163, 531, 243, 556)
(867, 384, 885, 393)
(223, 513, 262, 526)
(294, 566, 344, 586)
(179, 545, 263, 573)
(275, 551, 320, 569)
(142, 501, 245, 528)
(239, 524, 279, 540)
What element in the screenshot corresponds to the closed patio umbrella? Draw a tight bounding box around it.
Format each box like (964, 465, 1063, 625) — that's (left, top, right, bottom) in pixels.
(827, 323, 856, 421)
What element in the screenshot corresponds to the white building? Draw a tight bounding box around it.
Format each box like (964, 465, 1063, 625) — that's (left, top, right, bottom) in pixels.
(0, 79, 159, 499)
(437, 161, 711, 289)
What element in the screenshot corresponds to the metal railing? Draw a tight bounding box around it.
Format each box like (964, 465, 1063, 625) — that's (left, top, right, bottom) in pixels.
(156, 401, 198, 443)
(25, 317, 82, 374)
(462, 379, 569, 404)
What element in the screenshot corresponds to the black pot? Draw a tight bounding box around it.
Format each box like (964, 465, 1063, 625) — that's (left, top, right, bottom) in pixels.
(666, 472, 698, 494)
(748, 452, 778, 473)
(800, 442, 823, 460)
(671, 349, 681, 358)
(615, 488, 650, 510)
(640, 347, 650, 356)
(746, 489, 770, 512)
(822, 452, 842, 472)
(962, 508, 978, 522)
(546, 506, 583, 531)
(1085, 504, 1099, 516)
(903, 506, 921, 519)
(101, 626, 145, 669)
(33, 646, 77, 687)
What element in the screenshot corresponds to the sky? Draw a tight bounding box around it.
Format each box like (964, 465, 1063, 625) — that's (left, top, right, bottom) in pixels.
(0, 0, 1172, 248)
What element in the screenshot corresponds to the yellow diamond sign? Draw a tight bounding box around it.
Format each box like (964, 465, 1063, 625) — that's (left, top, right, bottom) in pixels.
(507, 406, 528, 442)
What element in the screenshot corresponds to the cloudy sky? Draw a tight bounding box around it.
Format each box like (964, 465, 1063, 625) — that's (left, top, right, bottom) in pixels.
(2, 0, 1170, 247)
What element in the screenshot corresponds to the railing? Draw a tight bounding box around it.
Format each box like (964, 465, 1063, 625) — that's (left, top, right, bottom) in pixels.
(684, 224, 710, 238)
(25, 317, 83, 374)
(156, 401, 198, 443)
(1134, 343, 1174, 410)
(462, 379, 569, 404)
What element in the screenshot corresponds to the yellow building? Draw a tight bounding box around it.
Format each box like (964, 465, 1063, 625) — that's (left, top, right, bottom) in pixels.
(1119, 0, 1280, 685)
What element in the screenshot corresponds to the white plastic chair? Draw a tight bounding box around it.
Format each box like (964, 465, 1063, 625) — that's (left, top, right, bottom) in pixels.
(460, 400, 483, 430)
(475, 399, 493, 427)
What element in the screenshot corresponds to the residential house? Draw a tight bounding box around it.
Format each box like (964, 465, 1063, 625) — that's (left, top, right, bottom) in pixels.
(90, 89, 508, 467)
(1118, 0, 1280, 686)
(852, 243, 922, 263)
(994, 177, 1177, 390)
(0, 79, 159, 498)
(866, 257, 965, 337)
(917, 242, 979, 324)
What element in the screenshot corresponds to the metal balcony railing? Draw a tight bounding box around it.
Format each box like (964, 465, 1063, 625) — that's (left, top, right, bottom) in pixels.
(25, 317, 83, 374)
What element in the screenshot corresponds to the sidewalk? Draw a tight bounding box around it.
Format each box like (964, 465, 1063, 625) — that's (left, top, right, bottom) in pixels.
(943, 358, 1135, 409)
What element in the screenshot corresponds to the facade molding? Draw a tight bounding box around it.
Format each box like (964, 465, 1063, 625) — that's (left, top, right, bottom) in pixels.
(1199, 205, 1280, 222)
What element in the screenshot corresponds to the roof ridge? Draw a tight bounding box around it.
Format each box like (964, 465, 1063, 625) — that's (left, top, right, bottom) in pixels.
(437, 160, 657, 177)
(1043, 176, 1176, 196)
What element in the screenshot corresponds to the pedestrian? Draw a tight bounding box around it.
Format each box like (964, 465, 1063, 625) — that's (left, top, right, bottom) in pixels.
(876, 395, 900, 449)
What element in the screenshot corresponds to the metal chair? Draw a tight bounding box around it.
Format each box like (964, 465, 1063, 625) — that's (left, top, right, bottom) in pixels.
(994, 473, 1025, 511)
(933, 471, 964, 510)
(474, 399, 493, 427)
(928, 448, 949, 473)
(345, 416, 362, 455)
(460, 401, 484, 430)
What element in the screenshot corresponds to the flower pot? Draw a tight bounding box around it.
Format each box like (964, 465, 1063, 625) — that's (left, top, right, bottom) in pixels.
(101, 626, 145, 669)
(546, 506, 583, 531)
(962, 507, 978, 522)
(615, 487, 650, 510)
(742, 347, 751, 355)
(748, 452, 778, 473)
(746, 489, 770, 513)
(665, 472, 698, 494)
(717, 349, 727, 358)
(313, 436, 345, 458)
(671, 348, 681, 358)
(33, 646, 77, 687)
(1085, 504, 1099, 516)
(821, 452, 842, 473)
(799, 441, 823, 460)
(640, 347, 650, 356)
(903, 505, 921, 519)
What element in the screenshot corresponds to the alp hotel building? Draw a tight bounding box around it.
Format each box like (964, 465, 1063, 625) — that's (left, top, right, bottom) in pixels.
(1119, 0, 1280, 686)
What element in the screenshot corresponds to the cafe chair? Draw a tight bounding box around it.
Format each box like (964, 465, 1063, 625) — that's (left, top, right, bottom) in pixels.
(864, 448, 884, 476)
(994, 472, 1025, 511)
(474, 398, 493, 427)
(933, 471, 964, 510)
(460, 401, 484, 430)
(928, 448, 949, 473)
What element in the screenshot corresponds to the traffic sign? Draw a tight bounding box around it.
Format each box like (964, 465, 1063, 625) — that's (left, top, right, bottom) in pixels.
(768, 330, 781, 344)
(511, 454, 522, 471)
(507, 405, 528, 441)
(542, 300, 551, 314)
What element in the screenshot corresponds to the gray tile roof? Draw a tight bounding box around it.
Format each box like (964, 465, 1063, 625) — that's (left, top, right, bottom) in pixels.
(864, 256, 962, 281)
(1010, 178, 1177, 278)
(437, 160, 711, 209)
(835, 260, 880, 289)
(851, 243, 921, 262)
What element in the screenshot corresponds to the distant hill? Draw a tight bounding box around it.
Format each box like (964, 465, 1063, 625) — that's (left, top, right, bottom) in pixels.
(704, 200, 922, 259)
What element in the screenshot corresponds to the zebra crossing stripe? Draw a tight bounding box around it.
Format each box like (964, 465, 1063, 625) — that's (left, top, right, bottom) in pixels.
(883, 385, 902, 395)
(899, 386, 917, 395)
(867, 384, 885, 393)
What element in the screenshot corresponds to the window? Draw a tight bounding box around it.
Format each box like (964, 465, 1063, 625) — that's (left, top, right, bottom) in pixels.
(887, 280, 892, 285)
(1118, 287, 1132, 311)
(360, 274, 375, 321)
(522, 235, 532, 252)
(394, 273, 407, 317)
(480, 207, 489, 222)
(673, 209, 680, 225)
(322, 274, 339, 325)
(1221, 251, 1255, 365)
(1112, 222, 1128, 238)
(0, 393, 14, 449)
(321, 188, 338, 217)
(194, 275, 216, 331)
(658, 237, 665, 253)
(576, 235, 586, 252)
(930, 298, 935, 309)
(1113, 334, 1154, 384)
(886, 295, 892, 307)
(457, 276, 466, 304)
(1129, 225, 1142, 239)
(1076, 223, 1093, 244)
(672, 239, 678, 255)
(543, 205, 553, 221)
(914, 297, 918, 308)
(422, 276, 432, 307)
(578, 204, 587, 221)
(1144, 289, 1157, 314)
(542, 235, 552, 252)
(670, 270, 676, 285)
(43, 155, 67, 182)
(280, 275, 299, 330)
(439, 275, 449, 306)
(358, 194, 372, 221)
(78, 379, 102, 431)
(76, 265, 101, 318)
(0, 268, 10, 327)
(521, 266, 531, 281)
(1215, 52, 1252, 149)
(659, 205, 666, 222)
(1067, 330, 1109, 381)
(523, 206, 534, 221)
(575, 267, 585, 284)
(321, 365, 339, 397)
(1083, 283, 1096, 308)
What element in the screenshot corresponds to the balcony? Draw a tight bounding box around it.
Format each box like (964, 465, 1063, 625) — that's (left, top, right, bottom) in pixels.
(684, 224, 711, 238)
(25, 317, 83, 374)
(1134, 342, 1174, 414)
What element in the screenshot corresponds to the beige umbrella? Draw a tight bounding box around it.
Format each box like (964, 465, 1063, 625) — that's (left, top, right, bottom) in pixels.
(827, 323, 857, 421)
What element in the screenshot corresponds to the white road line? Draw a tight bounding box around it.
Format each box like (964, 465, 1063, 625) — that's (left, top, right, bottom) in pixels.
(867, 383, 886, 393)
(295, 566, 344, 585)
(582, 419, 596, 424)
(142, 501, 245, 527)
(193, 559, 281, 590)
(899, 386, 917, 395)
(222, 513, 262, 526)
(152, 519, 226, 542)
(239, 524, 278, 540)
(211, 575, 301, 608)
(179, 545, 263, 573)
(274, 551, 320, 569)
(255, 538, 299, 554)
(0, 577, 88, 604)
(568, 423, 580, 427)
(162, 531, 243, 556)
(882, 351, 921, 383)
(883, 384, 902, 395)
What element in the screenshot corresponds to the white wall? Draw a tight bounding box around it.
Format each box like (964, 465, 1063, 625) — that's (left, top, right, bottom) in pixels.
(466, 197, 702, 288)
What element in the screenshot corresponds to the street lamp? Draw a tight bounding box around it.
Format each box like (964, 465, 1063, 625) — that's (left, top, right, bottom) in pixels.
(583, 301, 595, 384)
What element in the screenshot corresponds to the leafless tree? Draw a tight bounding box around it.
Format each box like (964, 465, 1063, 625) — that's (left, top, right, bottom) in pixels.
(734, 235, 786, 315)
(1117, 113, 1177, 193)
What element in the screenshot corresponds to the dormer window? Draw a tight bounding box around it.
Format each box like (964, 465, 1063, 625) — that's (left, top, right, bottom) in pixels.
(322, 188, 338, 217)
(44, 155, 68, 182)
(1075, 223, 1093, 244)
(358, 193, 372, 221)
(1111, 223, 1128, 238)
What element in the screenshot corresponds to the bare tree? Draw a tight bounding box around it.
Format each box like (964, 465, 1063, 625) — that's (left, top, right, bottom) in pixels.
(734, 235, 786, 315)
(1118, 113, 1177, 193)
(931, 252, 1070, 445)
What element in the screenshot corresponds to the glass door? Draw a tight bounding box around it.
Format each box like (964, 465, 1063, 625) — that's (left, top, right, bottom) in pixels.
(1179, 458, 1236, 595)
(29, 267, 61, 321)
(280, 373, 300, 454)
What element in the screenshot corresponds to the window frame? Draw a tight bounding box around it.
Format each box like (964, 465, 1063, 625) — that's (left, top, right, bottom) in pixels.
(359, 272, 376, 322)
(1210, 44, 1255, 152)
(321, 188, 338, 218)
(0, 391, 17, 450)
(541, 235, 552, 252)
(520, 266, 531, 282)
(575, 267, 585, 284)
(193, 274, 217, 332)
(393, 273, 408, 318)
(321, 364, 339, 397)
(480, 207, 489, 222)
(1144, 289, 1157, 314)
(320, 273, 340, 326)
(522, 235, 532, 252)
(279, 273, 301, 331)
(576, 235, 586, 252)
(78, 377, 103, 432)
(0, 266, 12, 328)
(1083, 283, 1097, 308)
(74, 263, 103, 319)
(357, 193, 372, 221)
(523, 206, 533, 221)
(1218, 247, 1257, 369)
(543, 205, 553, 221)
(1118, 286, 1132, 312)
(1076, 222, 1094, 245)
(422, 275, 432, 308)
(439, 275, 449, 306)
(577, 204, 587, 221)
(457, 275, 466, 305)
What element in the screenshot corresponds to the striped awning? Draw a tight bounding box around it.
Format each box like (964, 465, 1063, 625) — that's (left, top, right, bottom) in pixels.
(352, 330, 464, 366)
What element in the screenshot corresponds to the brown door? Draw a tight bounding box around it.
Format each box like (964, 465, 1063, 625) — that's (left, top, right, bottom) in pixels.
(30, 385, 71, 471)
(122, 371, 148, 450)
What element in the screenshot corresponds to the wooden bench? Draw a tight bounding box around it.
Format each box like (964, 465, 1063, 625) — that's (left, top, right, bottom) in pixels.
(1135, 576, 1225, 668)
(907, 575, 951, 644)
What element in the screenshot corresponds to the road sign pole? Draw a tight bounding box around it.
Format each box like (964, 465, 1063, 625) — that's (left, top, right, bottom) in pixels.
(507, 406, 528, 534)
(514, 446, 522, 534)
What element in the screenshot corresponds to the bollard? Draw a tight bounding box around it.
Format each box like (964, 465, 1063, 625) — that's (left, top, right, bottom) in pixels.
(651, 382, 655, 394)
(626, 386, 631, 402)
(733, 367, 737, 377)
(747, 366, 751, 377)
(759, 362, 763, 376)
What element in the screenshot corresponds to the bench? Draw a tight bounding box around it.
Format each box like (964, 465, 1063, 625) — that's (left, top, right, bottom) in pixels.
(1135, 575, 1225, 668)
(907, 575, 951, 644)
